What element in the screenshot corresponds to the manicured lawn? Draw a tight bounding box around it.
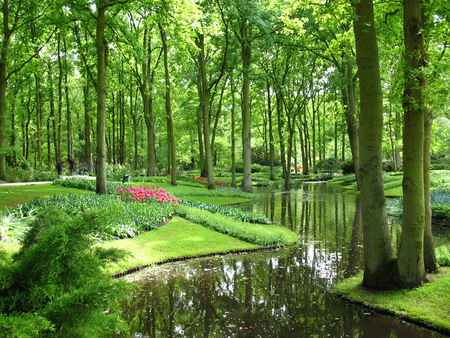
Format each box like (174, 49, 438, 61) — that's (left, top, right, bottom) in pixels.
(0, 183, 94, 212)
(334, 269, 450, 332)
(182, 196, 254, 205)
(101, 216, 258, 274)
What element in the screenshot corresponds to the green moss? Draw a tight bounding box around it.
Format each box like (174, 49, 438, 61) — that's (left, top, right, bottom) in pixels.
(101, 216, 257, 274)
(334, 268, 450, 332)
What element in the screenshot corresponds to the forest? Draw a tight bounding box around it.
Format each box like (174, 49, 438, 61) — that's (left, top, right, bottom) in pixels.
(1, 0, 450, 286)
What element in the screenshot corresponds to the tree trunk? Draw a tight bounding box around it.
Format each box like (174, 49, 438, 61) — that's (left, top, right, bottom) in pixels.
(231, 76, 237, 188)
(277, 93, 286, 183)
(35, 74, 43, 168)
(96, 0, 108, 194)
(354, 0, 394, 289)
(240, 22, 253, 193)
(159, 23, 177, 186)
(197, 34, 215, 189)
(84, 82, 93, 173)
(267, 81, 274, 180)
(63, 36, 72, 162)
(422, 1, 439, 273)
(0, 0, 10, 181)
(397, 0, 427, 288)
(343, 61, 360, 188)
(57, 33, 63, 164)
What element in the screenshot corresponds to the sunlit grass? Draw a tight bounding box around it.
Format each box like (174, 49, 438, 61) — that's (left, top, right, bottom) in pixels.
(0, 183, 94, 212)
(101, 216, 258, 274)
(334, 268, 450, 332)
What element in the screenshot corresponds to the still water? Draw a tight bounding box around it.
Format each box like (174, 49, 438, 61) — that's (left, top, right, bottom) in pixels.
(120, 183, 448, 337)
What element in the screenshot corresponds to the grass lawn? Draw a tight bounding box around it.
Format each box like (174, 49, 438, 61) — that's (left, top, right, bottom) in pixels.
(334, 269, 450, 333)
(182, 196, 254, 205)
(101, 216, 258, 275)
(0, 183, 94, 212)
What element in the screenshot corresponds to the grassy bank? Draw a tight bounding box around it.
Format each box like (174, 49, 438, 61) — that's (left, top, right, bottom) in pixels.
(101, 216, 258, 275)
(334, 269, 450, 333)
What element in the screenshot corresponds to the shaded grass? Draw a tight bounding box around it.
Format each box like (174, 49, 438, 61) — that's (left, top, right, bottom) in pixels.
(0, 183, 94, 212)
(101, 216, 258, 274)
(334, 268, 450, 332)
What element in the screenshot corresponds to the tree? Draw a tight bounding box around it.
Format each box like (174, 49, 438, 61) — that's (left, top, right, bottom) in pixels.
(353, 0, 394, 289)
(396, 0, 428, 287)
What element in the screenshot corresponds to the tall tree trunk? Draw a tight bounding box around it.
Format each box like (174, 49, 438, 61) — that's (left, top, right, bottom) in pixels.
(196, 74, 206, 177)
(197, 34, 215, 189)
(35, 74, 43, 168)
(57, 33, 63, 164)
(267, 81, 274, 180)
(231, 76, 237, 188)
(422, 1, 439, 273)
(343, 61, 360, 188)
(84, 82, 93, 173)
(96, 0, 108, 194)
(312, 97, 317, 174)
(0, 0, 11, 181)
(240, 22, 253, 193)
(397, 0, 427, 288)
(277, 93, 286, 182)
(354, 0, 394, 289)
(63, 35, 72, 162)
(159, 23, 177, 186)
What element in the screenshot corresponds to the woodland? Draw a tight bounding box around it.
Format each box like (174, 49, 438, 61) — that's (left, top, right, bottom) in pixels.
(1, 0, 450, 295)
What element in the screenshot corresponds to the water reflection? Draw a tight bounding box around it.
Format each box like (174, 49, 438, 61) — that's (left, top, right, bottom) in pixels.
(119, 183, 447, 338)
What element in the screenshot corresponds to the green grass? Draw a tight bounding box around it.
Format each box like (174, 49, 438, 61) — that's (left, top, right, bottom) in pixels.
(100, 216, 258, 274)
(177, 205, 298, 246)
(182, 196, 254, 205)
(0, 183, 94, 212)
(334, 268, 450, 332)
(385, 186, 403, 197)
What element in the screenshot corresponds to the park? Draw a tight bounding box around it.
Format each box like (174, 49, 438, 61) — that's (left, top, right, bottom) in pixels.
(1, 0, 450, 336)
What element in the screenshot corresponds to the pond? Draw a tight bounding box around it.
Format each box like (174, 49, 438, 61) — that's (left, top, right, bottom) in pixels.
(119, 183, 449, 337)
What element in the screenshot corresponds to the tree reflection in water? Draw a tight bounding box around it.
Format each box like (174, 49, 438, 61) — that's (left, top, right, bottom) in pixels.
(119, 184, 446, 338)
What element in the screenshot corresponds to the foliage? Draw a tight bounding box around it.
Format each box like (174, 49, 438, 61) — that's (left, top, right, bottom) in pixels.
(5, 193, 176, 241)
(435, 246, 450, 267)
(53, 177, 127, 194)
(382, 160, 396, 172)
(251, 163, 263, 173)
(430, 171, 450, 189)
(5, 167, 58, 183)
(176, 205, 298, 247)
(317, 158, 341, 173)
(340, 159, 355, 175)
(130, 176, 171, 184)
(182, 201, 270, 224)
(0, 207, 131, 337)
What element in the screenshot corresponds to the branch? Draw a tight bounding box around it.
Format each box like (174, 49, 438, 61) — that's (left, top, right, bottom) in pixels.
(6, 27, 57, 80)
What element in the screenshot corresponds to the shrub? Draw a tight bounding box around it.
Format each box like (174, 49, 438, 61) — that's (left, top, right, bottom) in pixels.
(0, 208, 131, 337)
(317, 158, 341, 173)
(436, 246, 450, 266)
(251, 163, 262, 173)
(383, 160, 396, 172)
(341, 159, 355, 175)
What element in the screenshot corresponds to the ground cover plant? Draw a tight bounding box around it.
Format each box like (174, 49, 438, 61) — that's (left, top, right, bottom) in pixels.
(0, 207, 131, 337)
(176, 205, 298, 246)
(2, 191, 177, 243)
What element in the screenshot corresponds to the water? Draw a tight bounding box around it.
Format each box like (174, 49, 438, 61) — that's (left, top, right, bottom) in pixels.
(119, 183, 448, 337)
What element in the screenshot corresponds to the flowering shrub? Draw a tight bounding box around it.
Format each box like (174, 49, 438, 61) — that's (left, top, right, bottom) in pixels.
(116, 185, 181, 205)
(188, 176, 228, 189)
